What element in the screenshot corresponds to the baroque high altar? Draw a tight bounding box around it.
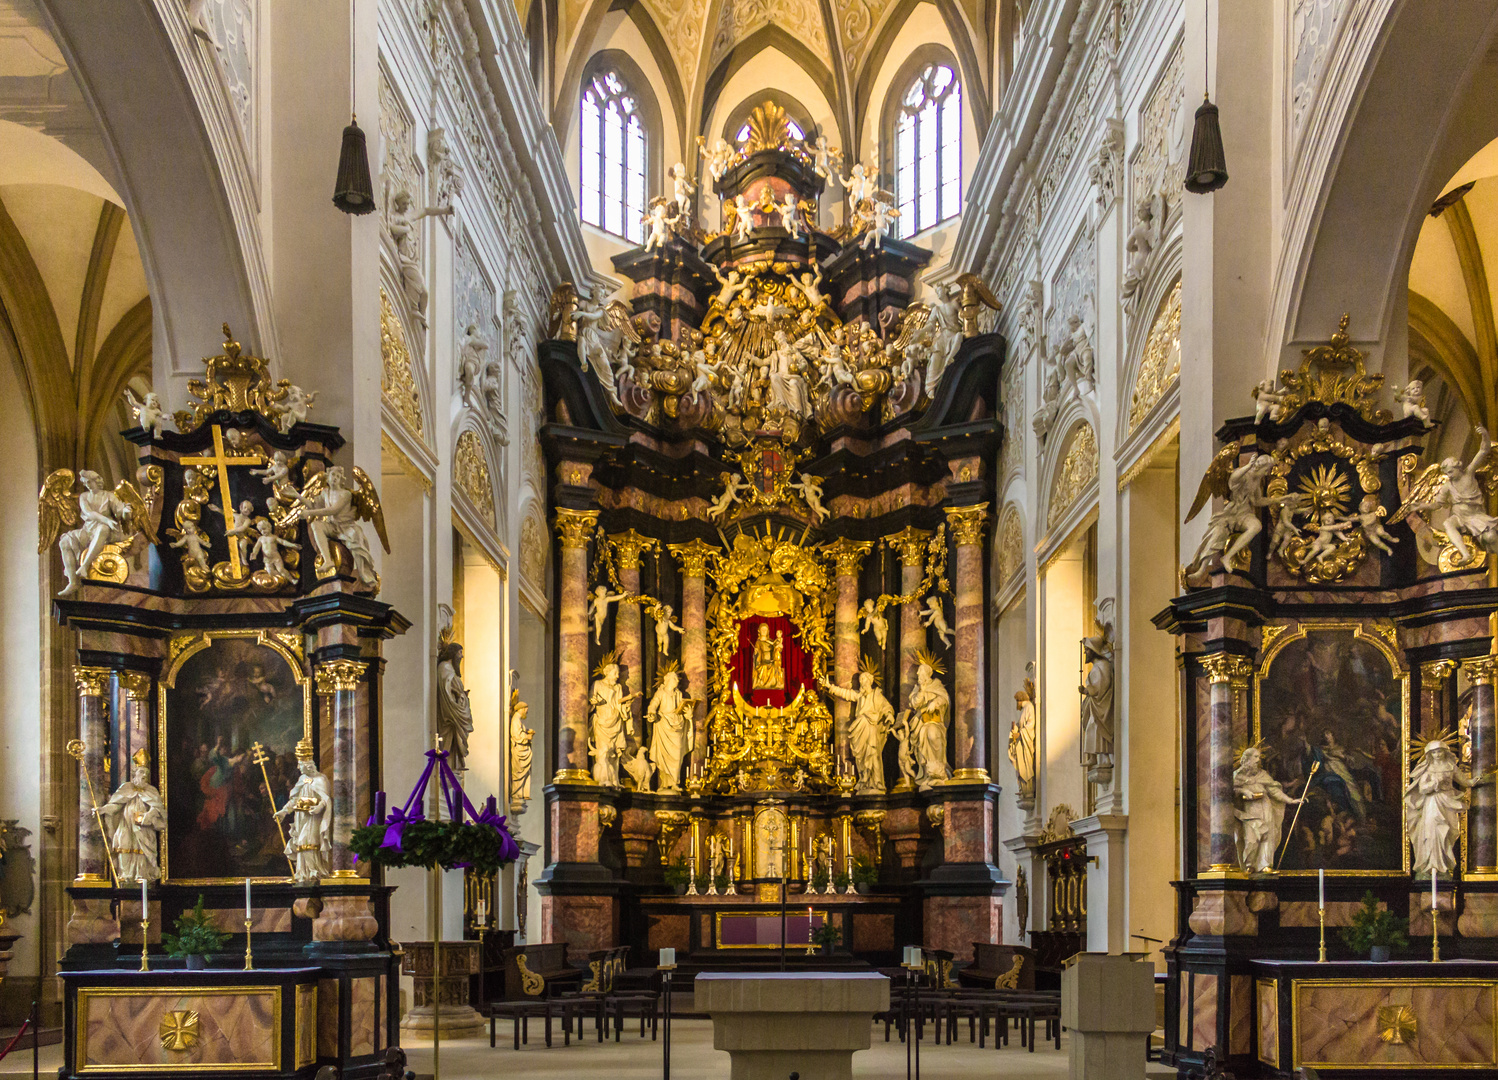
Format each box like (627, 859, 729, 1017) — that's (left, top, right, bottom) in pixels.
(535, 104, 1008, 960)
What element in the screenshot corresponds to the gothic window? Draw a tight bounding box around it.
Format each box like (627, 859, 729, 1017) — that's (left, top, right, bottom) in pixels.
(893, 62, 961, 238)
(580, 69, 647, 243)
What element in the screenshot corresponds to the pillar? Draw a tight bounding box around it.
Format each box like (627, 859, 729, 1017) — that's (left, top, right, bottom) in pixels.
(317, 658, 367, 875)
(824, 538, 872, 764)
(1189, 654, 1257, 937)
(946, 504, 989, 780)
(669, 540, 714, 763)
(1463, 656, 1497, 874)
(72, 666, 111, 883)
(609, 530, 656, 749)
(889, 527, 929, 710)
(554, 509, 598, 782)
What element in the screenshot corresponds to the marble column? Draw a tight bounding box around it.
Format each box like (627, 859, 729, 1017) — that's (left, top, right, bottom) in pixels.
(1200, 654, 1253, 873)
(945, 504, 989, 780)
(669, 540, 714, 763)
(1463, 656, 1498, 873)
(609, 530, 656, 750)
(117, 671, 152, 772)
(1421, 660, 1457, 738)
(888, 527, 929, 710)
(317, 658, 366, 875)
(554, 509, 599, 782)
(72, 666, 112, 883)
(824, 538, 872, 764)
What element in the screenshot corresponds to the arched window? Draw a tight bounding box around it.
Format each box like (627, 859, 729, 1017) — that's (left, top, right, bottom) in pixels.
(893, 62, 961, 238)
(580, 69, 647, 243)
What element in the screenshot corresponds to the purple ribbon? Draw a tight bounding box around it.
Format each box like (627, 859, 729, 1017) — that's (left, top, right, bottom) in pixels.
(362, 748, 517, 865)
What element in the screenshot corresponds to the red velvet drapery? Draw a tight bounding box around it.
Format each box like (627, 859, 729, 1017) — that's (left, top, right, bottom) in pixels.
(731, 615, 814, 708)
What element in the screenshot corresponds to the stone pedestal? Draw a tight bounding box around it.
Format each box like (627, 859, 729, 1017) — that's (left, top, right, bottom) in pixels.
(1061, 953, 1156, 1080)
(399, 939, 485, 1036)
(695, 971, 889, 1080)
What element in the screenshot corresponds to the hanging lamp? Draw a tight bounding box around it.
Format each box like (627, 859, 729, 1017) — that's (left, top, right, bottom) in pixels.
(1184, 1, 1228, 194)
(333, 6, 376, 215)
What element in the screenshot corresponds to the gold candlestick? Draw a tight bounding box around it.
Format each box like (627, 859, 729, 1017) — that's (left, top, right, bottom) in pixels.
(1432, 902, 1441, 963)
(1318, 906, 1326, 962)
(140, 918, 151, 972)
(244, 918, 254, 970)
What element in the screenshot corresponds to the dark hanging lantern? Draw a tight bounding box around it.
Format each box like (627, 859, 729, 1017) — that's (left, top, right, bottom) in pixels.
(332, 115, 376, 215)
(1184, 95, 1228, 194)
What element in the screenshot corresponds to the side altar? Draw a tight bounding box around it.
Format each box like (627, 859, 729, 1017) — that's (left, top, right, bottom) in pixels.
(1158, 317, 1498, 1077)
(44, 329, 407, 1079)
(534, 107, 1010, 965)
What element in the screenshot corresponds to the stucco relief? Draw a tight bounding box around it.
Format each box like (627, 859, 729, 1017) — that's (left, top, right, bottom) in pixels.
(454, 429, 497, 528)
(1046, 424, 1098, 532)
(709, 0, 831, 70)
(1127, 279, 1181, 432)
(1131, 41, 1184, 205)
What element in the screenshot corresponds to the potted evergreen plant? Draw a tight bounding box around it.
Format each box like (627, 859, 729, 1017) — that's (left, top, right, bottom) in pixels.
(809, 864, 830, 893)
(832, 870, 851, 892)
(811, 921, 841, 956)
(851, 856, 878, 895)
(663, 857, 691, 895)
(1340, 890, 1408, 962)
(163, 895, 231, 969)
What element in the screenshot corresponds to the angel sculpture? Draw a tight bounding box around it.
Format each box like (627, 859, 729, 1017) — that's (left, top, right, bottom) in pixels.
(1183, 448, 1276, 579)
(457, 323, 489, 406)
(386, 189, 454, 332)
(570, 285, 638, 406)
(858, 598, 889, 651)
(226, 500, 256, 567)
(249, 518, 299, 581)
(1303, 510, 1355, 564)
(168, 515, 211, 574)
(1120, 196, 1162, 303)
(920, 595, 953, 648)
(707, 473, 751, 521)
(777, 194, 803, 240)
(124, 388, 168, 439)
(642, 201, 674, 253)
(652, 602, 684, 657)
(859, 199, 896, 250)
(589, 584, 628, 645)
(699, 136, 734, 182)
(670, 162, 696, 220)
(1354, 493, 1400, 556)
(285, 465, 390, 588)
(841, 162, 879, 207)
(787, 473, 828, 521)
(811, 135, 842, 180)
(731, 195, 754, 242)
(1399, 380, 1433, 425)
(1404, 425, 1498, 564)
(1251, 379, 1289, 425)
(39, 469, 158, 596)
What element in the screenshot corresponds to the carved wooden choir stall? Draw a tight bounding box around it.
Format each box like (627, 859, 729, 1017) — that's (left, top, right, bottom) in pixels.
(47, 329, 407, 1080)
(533, 104, 1010, 968)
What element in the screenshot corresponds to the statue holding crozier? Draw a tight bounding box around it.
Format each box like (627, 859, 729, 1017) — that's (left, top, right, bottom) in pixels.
(274, 740, 333, 883)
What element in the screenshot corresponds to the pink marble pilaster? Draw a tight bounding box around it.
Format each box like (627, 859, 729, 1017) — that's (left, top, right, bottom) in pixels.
(1463, 657, 1498, 873)
(1200, 655, 1254, 872)
(670, 540, 714, 763)
(945, 505, 987, 777)
(610, 530, 655, 749)
(889, 528, 929, 710)
(73, 666, 112, 881)
(555, 509, 599, 780)
(825, 539, 872, 761)
(316, 658, 367, 873)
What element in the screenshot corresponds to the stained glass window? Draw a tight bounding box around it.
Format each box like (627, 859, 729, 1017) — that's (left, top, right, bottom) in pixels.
(580, 70, 646, 243)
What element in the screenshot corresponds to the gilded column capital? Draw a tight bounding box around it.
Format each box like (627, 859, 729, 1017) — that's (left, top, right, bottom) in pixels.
(887, 526, 931, 567)
(1462, 655, 1498, 686)
(608, 529, 659, 570)
(822, 537, 874, 577)
(73, 666, 111, 698)
(944, 503, 990, 546)
(117, 671, 151, 700)
(668, 539, 716, 577)
(1422, 659, 1459, 688)
(315, 658, 367, 694)
(554, 508, 600, 549)
(1200, 653, 1254, 688)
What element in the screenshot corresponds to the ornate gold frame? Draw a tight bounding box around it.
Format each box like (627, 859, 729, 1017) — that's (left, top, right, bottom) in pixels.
(1252, 621, 1410, 877)
(158, 629, 311, 884)
(1289, 978, 1497, 1070)
(713, 909, 824, 950)
(76, 986, 283, 1072)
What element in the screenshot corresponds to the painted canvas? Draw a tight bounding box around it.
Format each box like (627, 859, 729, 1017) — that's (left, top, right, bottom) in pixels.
(1257, 628, 1405, 873)
(163, 636, 306, 881)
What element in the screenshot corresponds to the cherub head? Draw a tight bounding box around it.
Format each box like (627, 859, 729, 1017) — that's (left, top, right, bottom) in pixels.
(1359, 494, 1380, 514)
(1319, 510, 1336, 525)
(800, 271, 815, 285)
(673, 161, 687, 178)
(660, 603, 673, 618)
(144, 392, 161, 408)
(860, 598, 874, 614)
(391, 190, 413, 213)
(593, 584, 610, 600)
(850, 163, 865, 178)
(239, 500, 253, 514)
(1442, 456, 1463, 477)
(725, 270, 740, 283)
(256, 519, 274, 535)
(1402, 379, 1424, 399)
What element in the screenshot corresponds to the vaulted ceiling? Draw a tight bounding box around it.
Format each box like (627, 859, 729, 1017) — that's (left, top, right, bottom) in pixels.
(539, 0, 995, 161)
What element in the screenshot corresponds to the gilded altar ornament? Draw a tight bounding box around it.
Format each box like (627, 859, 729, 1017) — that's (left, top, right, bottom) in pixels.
(159, 1009, 200, 1052)
(509, 673, 534, 815)
(99, 749, 166, 885)
(274, 740, 332, 884)
(1009, 665, 1038, 809)
(1232, 743, 1303, 874)
(435, 605, 474, 772)
(173, 324, 313, 433)
(1377, 1005, 1417, 1046)
(1405, 732, 1492, 876)
(38, 469, 158, 596)
(1183, 446, 1274, 581)
(1274, 313, 1391, 424)
(1400, 425, 1498, 570)
(655, 810, 690, 864)
(588, 651, 634, 788)
(282, 465, 390, 591)
(820, 657, 897, 794)
(1080, 598, 1116, 782)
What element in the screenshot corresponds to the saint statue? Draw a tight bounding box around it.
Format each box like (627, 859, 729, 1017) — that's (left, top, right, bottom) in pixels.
(907, 658, 952, 791)
(1232, 746, 1303, 873)
(588, 661, 635, 787)
(436, 634, 474, 773)
(1080, 599, 1116, 777)
(751, 624, 785, 691)
(274, 742, 333, 884)
(1009, 670, 1037, 808)
(99, 749, 167, 884)
(646, 669, 692, 792)
(1405, 738, 1490, 876)
(509, 674, 534, 814)
(820, 666, 895, 794)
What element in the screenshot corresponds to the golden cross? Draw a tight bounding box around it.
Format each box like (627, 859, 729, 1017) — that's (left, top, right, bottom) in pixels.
(180, 423, 264, 578)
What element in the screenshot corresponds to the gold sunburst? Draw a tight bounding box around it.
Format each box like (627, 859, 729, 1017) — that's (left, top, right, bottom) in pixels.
(913, 647, 946, 676)
(1296, 463, 1352, 517)
(593, 648, 623, 679)
(858, 654, 882, 683)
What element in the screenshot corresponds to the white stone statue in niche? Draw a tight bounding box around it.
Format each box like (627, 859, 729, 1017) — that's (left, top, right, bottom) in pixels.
(646, 666, 692, 792)
(1232, 745, 1302, 873)
(820, 662, 896, 794)
(435, 604, 474, 772)
(386, 188, 454, 333)
(1405, 425, 1498, 564)
(1080, 597, 1116, 781)
(1009, 666, 1037, 810)
(904, 655, 951, 791)
(587, 659, 635, 787)
(100, 749, 167, 884)
(509, 672, 534, 814)
(457, 323, 489, 407)
(1405, 737, 1491, 876)
(275, 742, 333, 884)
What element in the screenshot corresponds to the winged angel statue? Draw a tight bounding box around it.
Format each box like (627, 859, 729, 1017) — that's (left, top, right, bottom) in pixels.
(567, 285, 640, 407)
(892, 274, 1001, 391)
(39, 469, 159, 596)
(281, 465, 391, 589)
(1183, 444, 1276, 579)
(1401, 424, 1498, 570)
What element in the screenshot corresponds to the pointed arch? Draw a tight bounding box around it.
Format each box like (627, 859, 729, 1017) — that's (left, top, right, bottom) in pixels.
(701, 24, 846, 151)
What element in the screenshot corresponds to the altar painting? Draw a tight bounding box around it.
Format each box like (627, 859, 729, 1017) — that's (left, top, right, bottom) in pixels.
(160, 633, 308, 881)
(1255, 626, 1407, 874)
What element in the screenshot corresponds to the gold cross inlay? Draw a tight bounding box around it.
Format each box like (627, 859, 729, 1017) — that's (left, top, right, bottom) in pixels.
(180, 423, 264, 578)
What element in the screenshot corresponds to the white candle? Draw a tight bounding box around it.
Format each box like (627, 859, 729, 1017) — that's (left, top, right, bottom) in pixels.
(141, 878, 148, 917)
(1432, 868, 1438, 914)
(1318, 868, 1324, 910)
(659, 947, 674, 967)
(245, 878, 252, 920)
